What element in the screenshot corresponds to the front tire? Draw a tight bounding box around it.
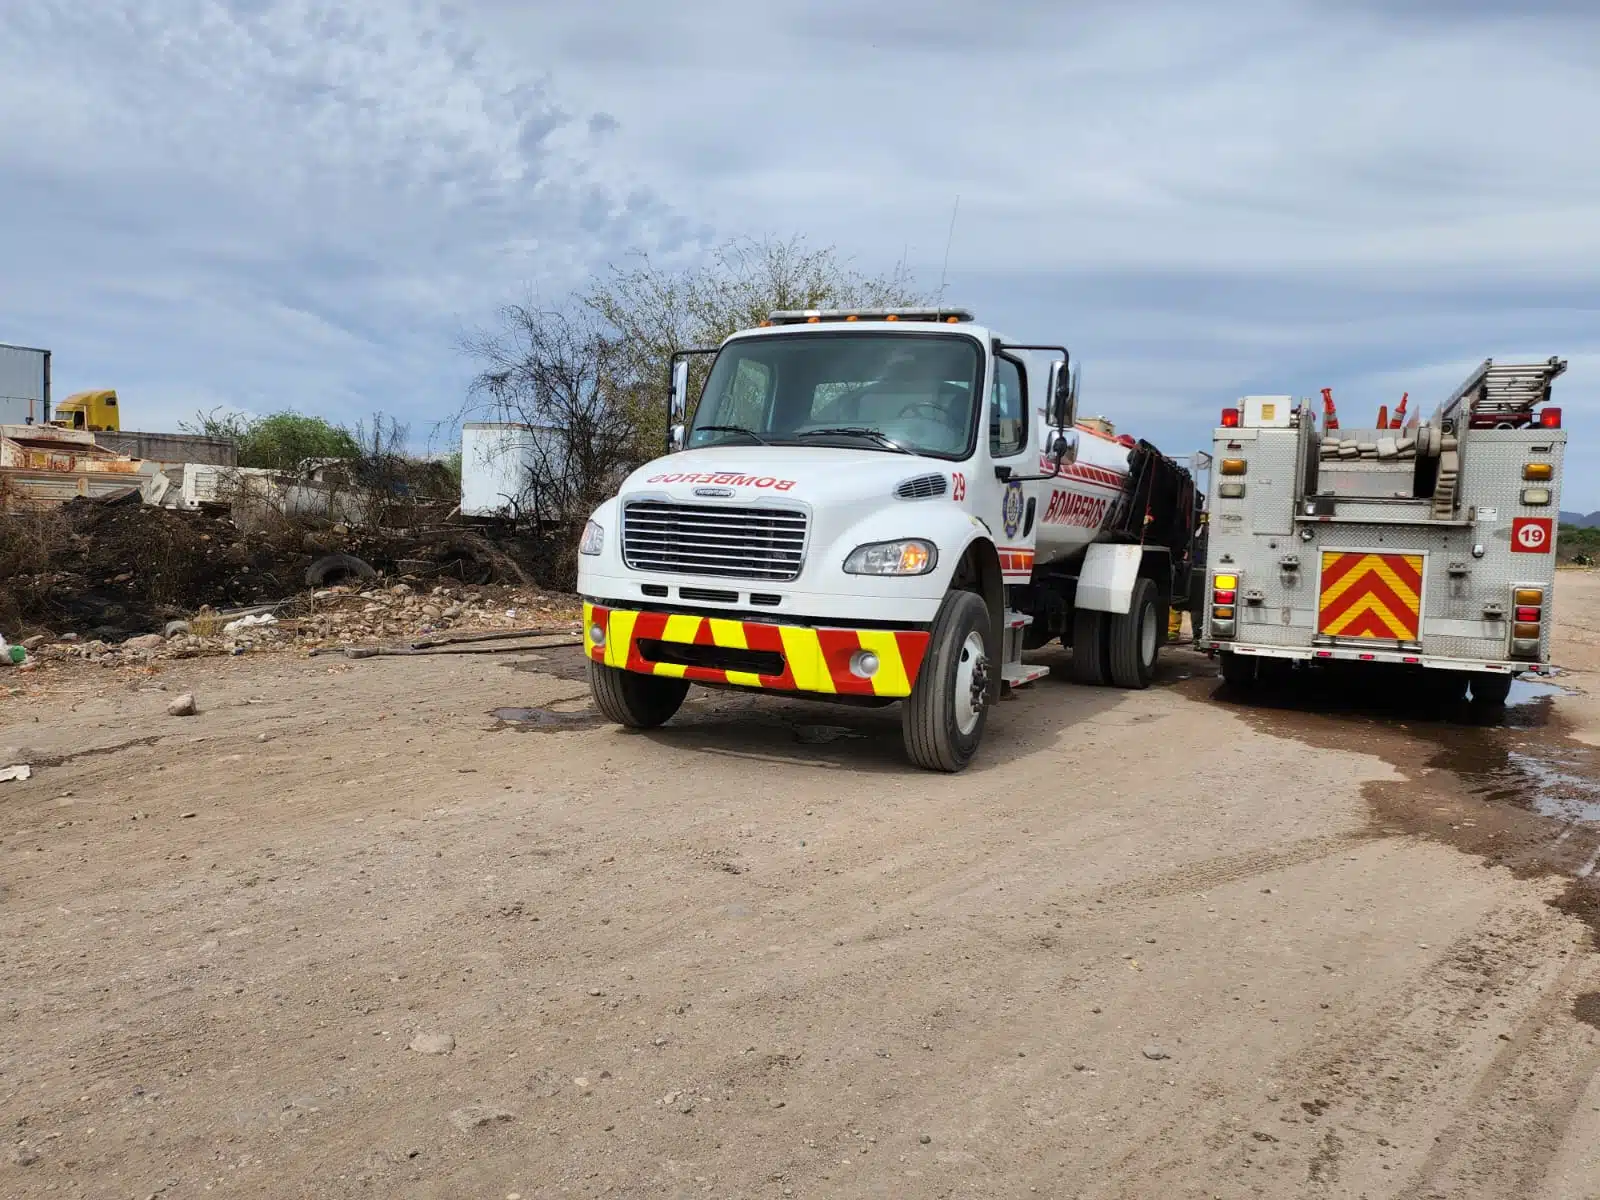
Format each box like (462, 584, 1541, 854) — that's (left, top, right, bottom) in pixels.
(1108, 577, 1161, 689)
(903, 590, 993, 773)
(588, 660, 689, 728)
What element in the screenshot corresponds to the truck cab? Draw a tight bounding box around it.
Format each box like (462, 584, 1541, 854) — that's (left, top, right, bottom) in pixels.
(51, 389, 121, 432)
(576, 308, 1199, 770)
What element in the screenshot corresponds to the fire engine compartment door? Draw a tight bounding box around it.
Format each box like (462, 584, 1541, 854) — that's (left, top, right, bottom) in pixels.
(1315, 550, 1424, 642)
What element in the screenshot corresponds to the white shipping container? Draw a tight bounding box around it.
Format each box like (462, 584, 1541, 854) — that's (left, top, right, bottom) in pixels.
(461, 422, 556, 519)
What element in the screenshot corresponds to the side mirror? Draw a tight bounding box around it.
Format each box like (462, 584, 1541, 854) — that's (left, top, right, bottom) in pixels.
(670, 358, 689, 425)
(669, 423, 685, 452)
(1047, 359, 1073, 428)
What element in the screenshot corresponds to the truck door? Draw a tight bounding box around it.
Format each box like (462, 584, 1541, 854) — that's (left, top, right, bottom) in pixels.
(979, 352, 1040, 583)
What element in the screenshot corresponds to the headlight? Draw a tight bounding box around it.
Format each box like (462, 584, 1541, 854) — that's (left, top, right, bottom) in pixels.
(843, 539, 937, 576)
(578, 520, 604, 555)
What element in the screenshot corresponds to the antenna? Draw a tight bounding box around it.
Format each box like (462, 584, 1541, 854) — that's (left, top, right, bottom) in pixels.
(937, 194, 960, 303)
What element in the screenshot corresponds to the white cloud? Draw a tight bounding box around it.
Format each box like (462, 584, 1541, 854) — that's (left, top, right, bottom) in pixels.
(3, 0, 1598, 503)
(0, 0, 703, 435)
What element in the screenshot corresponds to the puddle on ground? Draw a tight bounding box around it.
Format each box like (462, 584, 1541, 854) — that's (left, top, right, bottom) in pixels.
(489, 705, 605, 733)
(1179, 659, 1600, 949)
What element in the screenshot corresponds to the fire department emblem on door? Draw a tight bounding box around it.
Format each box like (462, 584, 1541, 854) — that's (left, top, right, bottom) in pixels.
(1002, 481, 1024, 537)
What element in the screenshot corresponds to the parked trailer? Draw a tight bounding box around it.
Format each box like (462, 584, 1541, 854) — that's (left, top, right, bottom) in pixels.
(1198, 359, 1567, 703)
(575, 308, 1204, 771)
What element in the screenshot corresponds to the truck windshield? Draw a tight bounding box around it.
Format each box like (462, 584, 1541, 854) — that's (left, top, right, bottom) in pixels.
(688, 332, 982, 460)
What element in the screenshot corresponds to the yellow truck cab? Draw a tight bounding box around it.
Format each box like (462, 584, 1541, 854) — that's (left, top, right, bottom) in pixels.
(52, 389, 121, 432)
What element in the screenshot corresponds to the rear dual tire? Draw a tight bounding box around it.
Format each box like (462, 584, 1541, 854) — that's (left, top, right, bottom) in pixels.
(1072, 577, 1161, 689)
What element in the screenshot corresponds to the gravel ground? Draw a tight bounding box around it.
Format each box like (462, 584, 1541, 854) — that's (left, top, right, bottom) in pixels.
(4, 576, 1600, 1198)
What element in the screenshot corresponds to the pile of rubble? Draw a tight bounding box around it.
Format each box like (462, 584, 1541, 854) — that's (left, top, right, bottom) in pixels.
(1, 495, 569, 643)
(15, 583, 581, 670)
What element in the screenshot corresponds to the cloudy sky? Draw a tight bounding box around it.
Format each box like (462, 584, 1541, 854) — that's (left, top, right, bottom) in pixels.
(3, 1, 1598, 499)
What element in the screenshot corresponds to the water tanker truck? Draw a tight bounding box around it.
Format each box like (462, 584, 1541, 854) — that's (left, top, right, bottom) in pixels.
(576, 308, 1204, 771)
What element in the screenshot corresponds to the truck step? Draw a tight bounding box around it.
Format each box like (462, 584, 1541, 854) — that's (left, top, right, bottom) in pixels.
(1004, 609, 1034, 630)
(1002, 663, 1050, 688)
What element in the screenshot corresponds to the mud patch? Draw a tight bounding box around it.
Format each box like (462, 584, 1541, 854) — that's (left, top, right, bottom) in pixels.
(489, 705, 604, 733)
(1573, 992, 1600, 1031)
(1188, 662, 1600, 949)
(792, 724, 868, 745)
(505, 645, 591, 683)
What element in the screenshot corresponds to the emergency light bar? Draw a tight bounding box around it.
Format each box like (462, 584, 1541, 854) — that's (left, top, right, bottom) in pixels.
(764, 308, 975, 326)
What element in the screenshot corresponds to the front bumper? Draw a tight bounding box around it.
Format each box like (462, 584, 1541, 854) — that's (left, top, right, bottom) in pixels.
(583, 603, 931, 698)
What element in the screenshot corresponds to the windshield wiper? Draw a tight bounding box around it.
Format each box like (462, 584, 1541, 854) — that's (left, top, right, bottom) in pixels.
(693, 424, 772, 445)
(797, 427, 911, 454)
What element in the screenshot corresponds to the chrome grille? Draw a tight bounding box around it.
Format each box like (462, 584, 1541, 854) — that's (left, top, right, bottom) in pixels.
(622, 501, 808, 581)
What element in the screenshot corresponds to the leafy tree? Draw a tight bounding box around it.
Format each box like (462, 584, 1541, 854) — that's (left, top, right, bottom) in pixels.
(182, 409, 359, 473)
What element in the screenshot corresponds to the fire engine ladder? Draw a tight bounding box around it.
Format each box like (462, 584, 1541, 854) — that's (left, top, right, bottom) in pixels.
(1441, 356, 1567, 426)
(1431, 356, 1566, 519)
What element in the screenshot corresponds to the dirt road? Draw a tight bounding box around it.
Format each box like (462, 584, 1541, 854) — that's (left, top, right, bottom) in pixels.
(5, 579, 1600, 1198)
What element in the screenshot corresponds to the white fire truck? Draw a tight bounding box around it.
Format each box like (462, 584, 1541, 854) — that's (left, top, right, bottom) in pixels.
(575, 308, 1204, 771)
(1198, 357, 1568, 702)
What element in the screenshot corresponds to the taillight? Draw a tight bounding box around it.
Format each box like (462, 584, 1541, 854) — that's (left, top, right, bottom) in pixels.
(1540, 407, 1562, 429)
(1210, 573, 1239, 638)
(1510, 585, 1546, 659)
(1221, 407, 1240, 428)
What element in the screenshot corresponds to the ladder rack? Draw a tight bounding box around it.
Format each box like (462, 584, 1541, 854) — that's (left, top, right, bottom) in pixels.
(1439, 357, 1566, 427)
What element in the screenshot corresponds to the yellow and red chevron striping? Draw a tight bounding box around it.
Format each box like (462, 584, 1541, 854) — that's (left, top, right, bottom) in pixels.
(1317, 551, 1424, 640)
(583, 604, 931, 698)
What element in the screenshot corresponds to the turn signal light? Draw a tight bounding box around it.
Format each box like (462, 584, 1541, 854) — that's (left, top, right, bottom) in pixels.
(1513, 622, 1541, 640)
(1523, 462, 1553, 480)
(1221, 408, 1240, 428)
(1213, 588, 1237, 604)
(1515, 588, 1545, 605)
(1516, 606, 1541, 622)
(1220, 458, 1247, 475)
(1540, 407, 1562, 428)
(1213, 573, 1238, 590)
(1213, 605, 1235, 620)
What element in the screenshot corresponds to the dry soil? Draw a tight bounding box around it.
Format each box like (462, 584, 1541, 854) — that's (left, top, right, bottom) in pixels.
(5, 577, 1600, 1198)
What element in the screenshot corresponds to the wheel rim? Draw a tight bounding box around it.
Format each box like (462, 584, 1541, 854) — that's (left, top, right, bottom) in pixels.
(1139, 600, 1158, 667)
(953, 630, 989, 736)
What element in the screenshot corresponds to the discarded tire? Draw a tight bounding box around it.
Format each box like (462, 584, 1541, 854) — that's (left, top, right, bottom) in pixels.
(305, 553, 378, 588)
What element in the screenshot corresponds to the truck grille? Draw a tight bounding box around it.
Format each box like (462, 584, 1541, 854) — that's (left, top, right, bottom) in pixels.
(622, 501, 808, 581)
